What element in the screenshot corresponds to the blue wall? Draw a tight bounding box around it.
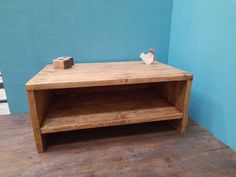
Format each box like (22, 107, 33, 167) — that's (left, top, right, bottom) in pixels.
(169, 0, 236, 150)
(0, 0, 173, 113)
(1, 0, 235, 150)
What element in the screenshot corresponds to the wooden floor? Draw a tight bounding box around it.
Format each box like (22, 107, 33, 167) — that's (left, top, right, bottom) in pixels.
(0, 114, 236, 177)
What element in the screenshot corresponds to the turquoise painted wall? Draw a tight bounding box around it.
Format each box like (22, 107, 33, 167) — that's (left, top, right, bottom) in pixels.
(1, 0, 235, 151)
(0, 0, 173, 113)
(169, 0, 236, 150)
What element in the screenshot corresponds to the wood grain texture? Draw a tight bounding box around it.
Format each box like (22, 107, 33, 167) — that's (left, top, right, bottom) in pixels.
(25, 61, 193, 152)
(179, 80, 192, 134)
(152, 81, 191, 133)
(27, 90, 52, 152)
(27, 91, 45, 152)
(26, 61, 193, 90)
(0, 113, 236, 177)
(41, 88, 183, 134)
(53, 57, 73, 69)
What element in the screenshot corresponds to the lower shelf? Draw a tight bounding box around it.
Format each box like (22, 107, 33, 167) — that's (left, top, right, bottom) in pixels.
(41, 88, 183, 134)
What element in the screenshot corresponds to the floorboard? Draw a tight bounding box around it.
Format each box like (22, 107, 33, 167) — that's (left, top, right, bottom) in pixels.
(0, 113, 235, 177)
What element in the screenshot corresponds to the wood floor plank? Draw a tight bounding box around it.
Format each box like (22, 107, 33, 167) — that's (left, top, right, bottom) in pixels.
(0, 113, 235, 177)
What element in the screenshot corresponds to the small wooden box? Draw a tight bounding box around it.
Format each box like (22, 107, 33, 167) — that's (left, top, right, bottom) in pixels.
(53, 57, 74, 69)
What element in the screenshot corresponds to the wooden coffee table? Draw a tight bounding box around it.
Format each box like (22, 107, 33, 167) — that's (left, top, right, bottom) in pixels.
(26, 61, 193, 152)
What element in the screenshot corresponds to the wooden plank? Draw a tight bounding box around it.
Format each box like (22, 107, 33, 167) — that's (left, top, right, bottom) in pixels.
(179, 80, 192, 134)
(41, 88, 183, 134)
(27, 91, 45, 152)
(0, 114, 236, 177)
(27, 90, 52, 152)
(26, 61, 193, 90)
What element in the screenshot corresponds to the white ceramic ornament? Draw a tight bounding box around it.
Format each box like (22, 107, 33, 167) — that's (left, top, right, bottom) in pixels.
(140, 52, 154, 65)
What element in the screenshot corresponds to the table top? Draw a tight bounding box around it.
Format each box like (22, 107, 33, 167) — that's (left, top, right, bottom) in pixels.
(26, 61, 193, 90)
